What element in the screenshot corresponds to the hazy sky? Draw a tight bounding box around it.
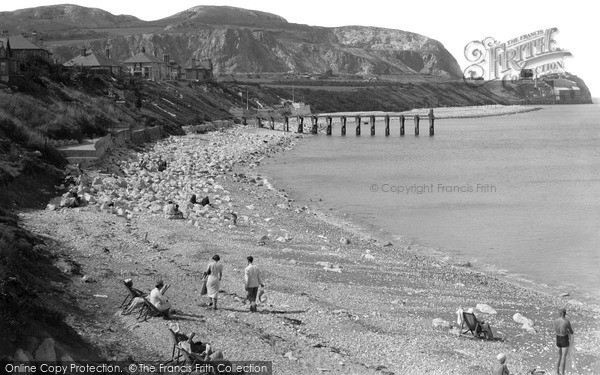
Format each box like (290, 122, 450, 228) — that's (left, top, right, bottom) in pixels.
(2, 0, 598, 96)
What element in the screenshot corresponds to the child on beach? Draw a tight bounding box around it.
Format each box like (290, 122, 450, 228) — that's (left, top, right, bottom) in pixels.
(492, 353, 510, 375)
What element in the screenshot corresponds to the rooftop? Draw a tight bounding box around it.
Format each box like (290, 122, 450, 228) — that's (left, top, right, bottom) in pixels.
(63, 50, 120, 67)
(7, 35, 48, 51)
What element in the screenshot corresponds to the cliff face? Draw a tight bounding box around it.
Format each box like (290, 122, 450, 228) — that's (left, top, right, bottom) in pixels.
(51, 25, 463, 78)
(0, 5, 463, 78)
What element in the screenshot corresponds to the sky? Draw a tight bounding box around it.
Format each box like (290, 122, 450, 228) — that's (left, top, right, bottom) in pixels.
(2, 0, 598, 96)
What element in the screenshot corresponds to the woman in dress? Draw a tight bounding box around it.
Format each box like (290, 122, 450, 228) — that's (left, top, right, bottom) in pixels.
(204, 254, 223, 310)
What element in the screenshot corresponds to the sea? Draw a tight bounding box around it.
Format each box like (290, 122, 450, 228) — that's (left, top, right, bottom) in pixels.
(260, 104, 600, 301)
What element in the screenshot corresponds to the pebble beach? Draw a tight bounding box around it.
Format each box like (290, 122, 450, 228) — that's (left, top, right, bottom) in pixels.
(20, 124, 600, 374)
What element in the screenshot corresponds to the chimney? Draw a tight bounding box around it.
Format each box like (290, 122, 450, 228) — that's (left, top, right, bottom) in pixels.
(141, 46, 146, 54)
(81, 46, 86, 57)
(163, 54, 169, 63)
(105, 47, 110, 59)
(191, 58, 196, 68)
(153, 47, 157, 57)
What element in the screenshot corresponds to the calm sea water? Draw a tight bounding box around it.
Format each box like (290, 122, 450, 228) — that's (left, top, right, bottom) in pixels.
(261, 104, 600, 300)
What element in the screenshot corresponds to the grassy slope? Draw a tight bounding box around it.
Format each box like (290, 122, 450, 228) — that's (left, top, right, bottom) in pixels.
(0, 67, 244, 359)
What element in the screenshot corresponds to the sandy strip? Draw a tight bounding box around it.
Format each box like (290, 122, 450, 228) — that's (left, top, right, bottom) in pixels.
(319, 105, 544, 119)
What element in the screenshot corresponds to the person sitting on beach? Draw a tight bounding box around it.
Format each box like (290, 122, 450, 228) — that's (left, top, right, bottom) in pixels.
(124, 280, 171, 315)
(169, 323, 205, 353)
(157, 157, 167, 172)
(149, 279, 172, 319)
(190, 194, 198, 205)
(492, 353, 510, 375)
(467, 307, 494, 339)
(60, 189, 81, 208)
(200, 196, 210, 206)
(164, 201, 184, 219)
(182, 341, 224, 362)
(139, 158, 149, 170)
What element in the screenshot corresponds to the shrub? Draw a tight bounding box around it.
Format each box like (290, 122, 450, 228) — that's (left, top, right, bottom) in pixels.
(0, 118, 28, 144)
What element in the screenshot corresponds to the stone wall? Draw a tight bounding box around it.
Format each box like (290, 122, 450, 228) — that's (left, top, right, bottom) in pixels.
(112, 129, 131, 147)
(182, 120, 232, 134)
(94, 134, 114, 157)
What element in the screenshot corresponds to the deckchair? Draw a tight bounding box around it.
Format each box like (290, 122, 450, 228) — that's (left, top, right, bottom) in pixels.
(137, 298, 170, 322)
(461, 312, 491, 339)
(181, 348, 229, 375)
(119, 280, 146, 309)
(166, 328, 183, 365)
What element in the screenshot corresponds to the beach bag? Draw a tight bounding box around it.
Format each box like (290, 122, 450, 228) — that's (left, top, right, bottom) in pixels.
(200, 277, 208, 296)
(258, 289, 267, 303)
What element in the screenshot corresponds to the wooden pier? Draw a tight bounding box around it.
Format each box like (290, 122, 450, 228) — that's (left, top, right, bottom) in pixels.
(243, 110, 436, 137)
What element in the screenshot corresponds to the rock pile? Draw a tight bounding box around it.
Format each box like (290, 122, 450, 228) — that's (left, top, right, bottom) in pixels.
(61, 130, 296, 227)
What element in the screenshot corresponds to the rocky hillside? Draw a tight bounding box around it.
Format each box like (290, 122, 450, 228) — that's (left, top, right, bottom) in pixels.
(0, 4, 141, 31)
(0, 5, 462, 78)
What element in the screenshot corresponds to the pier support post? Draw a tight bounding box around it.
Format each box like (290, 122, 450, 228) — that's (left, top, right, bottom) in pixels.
(414, 115, 420, 136)
(326, 116, 332, 135)
(400, 115, 405, 136)
(311, 115, 318, 134)
(385, 115, 390, 136)
(355, 115, 361, 136)
(298, 116, 304, 133)
(341, 116, 346, 136)
(370, 115, 376, 136)
(257, 117, 263, 128)
(269, 116, 275, 130)
(284, 116, 289, 132)
(428, 109, 434, 136)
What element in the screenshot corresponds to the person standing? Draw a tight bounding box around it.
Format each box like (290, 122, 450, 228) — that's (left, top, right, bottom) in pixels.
(204, 254, 223, 310)
(554, 307, 574, 375)
(244, 256, 264, 312)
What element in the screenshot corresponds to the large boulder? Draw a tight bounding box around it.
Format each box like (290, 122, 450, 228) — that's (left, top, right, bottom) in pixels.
(14, 348, 34, 361)
(34, 338, 56, 361)
(476, 303, 497, 315)
(513, 313, 536, 333)
(432, 318, 452, 329)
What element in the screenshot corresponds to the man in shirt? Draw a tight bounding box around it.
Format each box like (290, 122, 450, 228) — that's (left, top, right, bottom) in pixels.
(244, 256, 264, 312)
(149, 279, 172, 319)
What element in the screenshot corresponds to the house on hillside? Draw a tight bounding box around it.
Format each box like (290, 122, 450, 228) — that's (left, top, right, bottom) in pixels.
(122, 48, 166, 81)
(162, 54, 182, 80)
(185, 58, 213, 82)
(8, 34, 53, 62)
(63, 47, 121, 75)
(0, 38, 20, 82)
(548, 78, 580, 101)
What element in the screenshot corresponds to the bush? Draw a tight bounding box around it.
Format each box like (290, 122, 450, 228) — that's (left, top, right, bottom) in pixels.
(79, 115, 109, 138)
(44, 122, 83, 142)
(0, 118, 28, 144)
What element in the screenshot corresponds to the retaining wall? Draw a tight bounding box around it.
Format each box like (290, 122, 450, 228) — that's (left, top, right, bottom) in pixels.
(182, 120, 232, 134)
